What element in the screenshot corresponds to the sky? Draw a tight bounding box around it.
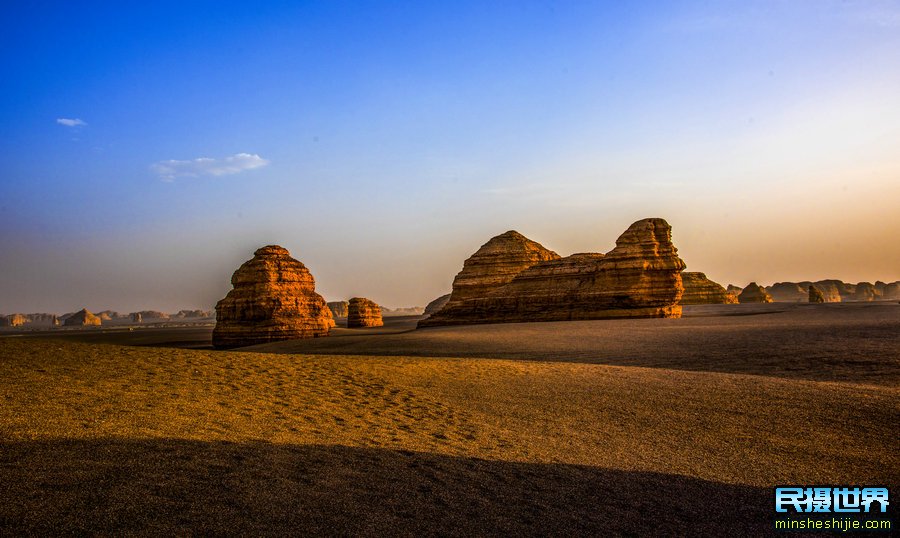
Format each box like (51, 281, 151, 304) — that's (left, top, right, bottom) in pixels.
(1, 1, 899, 314)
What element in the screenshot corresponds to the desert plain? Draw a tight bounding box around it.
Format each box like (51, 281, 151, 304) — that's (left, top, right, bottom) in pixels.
(1, 302, 898, 536)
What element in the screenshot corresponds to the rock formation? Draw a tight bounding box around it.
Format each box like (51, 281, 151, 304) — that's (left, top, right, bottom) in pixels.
(327, 301, 349, 318)
(173, 309, 212, 319)
(136, 311, 170, 320)
(850, 282, 878, 302)
(64, 309, 102, 327)
(212, 245, 332, 348)
(680, 272, 737, 304)
(766, 282, 810, 303)
(738, 283, 773, 304)
(382, 306, 425, 316)
(347, 297, 384, 328)
(811, 280, 843, 302)
(808, 285, 825, 303)
(884, 282, 900, 300)
(131, 312, 143, 323)
(419, 218, 686, 327)
(423, 294, 451, 317)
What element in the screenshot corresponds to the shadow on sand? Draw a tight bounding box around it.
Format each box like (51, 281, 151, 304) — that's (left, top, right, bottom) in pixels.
(0, 438, 774, 536)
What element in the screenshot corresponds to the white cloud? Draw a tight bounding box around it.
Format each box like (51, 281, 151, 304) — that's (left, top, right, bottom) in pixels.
(57, 118, 87, 127)
(151, 153, 270, 181)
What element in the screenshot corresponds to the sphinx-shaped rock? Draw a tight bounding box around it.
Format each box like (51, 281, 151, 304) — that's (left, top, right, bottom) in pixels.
(738, 283, 773, 304)
(212, 245, 332, 348)
(419, 218, 686, 327)
(327, 301, 349, 318)
(680, 272, 737, 304)
(348, 297, 383, 328)
(808, 285, 825, 303)
(64, 308, 102, 327)
(423, 293, 451, 317)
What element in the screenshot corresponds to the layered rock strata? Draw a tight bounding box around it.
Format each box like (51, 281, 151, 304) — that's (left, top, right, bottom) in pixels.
(64, 309, 102, 327)
(347, 297, 384, 328)
(680, 272, 737, 305)
(419, 218, 686, 327)
(213, 245, 332, 348)
(738, 283, 774, 304)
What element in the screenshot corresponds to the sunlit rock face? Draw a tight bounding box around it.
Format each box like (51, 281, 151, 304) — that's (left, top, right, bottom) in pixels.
(738, 283, 773, 304)
(64, 309, 102, 326)
(347, 297, 383, 328)
(420, 218, 686, 327)
(809, 285, 825, 303)
(212, 245, 332, 348)
(680, 272, 737, 305)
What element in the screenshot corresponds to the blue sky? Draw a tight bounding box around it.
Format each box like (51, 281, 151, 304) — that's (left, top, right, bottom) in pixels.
(2, 1, 899, 313)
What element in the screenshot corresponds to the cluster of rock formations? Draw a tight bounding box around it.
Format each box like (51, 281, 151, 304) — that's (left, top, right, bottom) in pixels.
(1, 308, 214, 329)
(212, 245, 333, 348)
(419, 218, 687, 327)
(382, 306, 425, 316)
(680, 272, 738, 305)
(729, 280, 900, 303)
(347, 297, 384, 328)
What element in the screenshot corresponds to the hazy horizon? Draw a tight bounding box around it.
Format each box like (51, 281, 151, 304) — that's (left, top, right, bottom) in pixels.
(2, 1, 899, 314)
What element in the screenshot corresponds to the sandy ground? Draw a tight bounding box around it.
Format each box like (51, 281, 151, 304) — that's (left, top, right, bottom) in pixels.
(1, 303, 898, 535)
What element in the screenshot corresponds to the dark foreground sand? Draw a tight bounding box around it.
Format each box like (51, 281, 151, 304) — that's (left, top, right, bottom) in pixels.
(1, 303, 898, 535)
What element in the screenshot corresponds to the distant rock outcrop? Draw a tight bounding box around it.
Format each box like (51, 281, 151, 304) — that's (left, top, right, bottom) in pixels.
(1, 314, 27, 327)
(420, 218, 686, 327)
(173, 309, 212, 319)
(850, 282, 878, 302)
(64, 308, 102, 327)
(135, 311, 170, 321)
(347, 297, 384, 328)
(327, 301, 349, 318)
(810, 280, 843, 303)
(884, 282, 900, 300)
(738, 283, 774, 304)
(382, 306, 425, 317)
(808, 285, 825, 303)
(680, 272, 736, 305)
(131, 312, 143, 323)
(212, 245, 332, 348)
(766, 282, 810, 303)
(423, 294, 451, 317)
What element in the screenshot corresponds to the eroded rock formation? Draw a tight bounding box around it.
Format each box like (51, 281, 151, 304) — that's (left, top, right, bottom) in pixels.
(766, 282, 809, 303)
(738, 283, 773, 304)
(851, 282, 878, 302)
(64, 309, 102, 327)
(419, 218, 686, 327)
(212, 245, 332, 348)
(680, 272, 737, 305)
(348, 297, 384, 328)
(382, 306, 425, 317)
(327, 301, 349, 318)
(131, 312, 143, 323)
(884, 282, 900, 300)
(423, 294, 451, 317)
(808, 285, 825, 303)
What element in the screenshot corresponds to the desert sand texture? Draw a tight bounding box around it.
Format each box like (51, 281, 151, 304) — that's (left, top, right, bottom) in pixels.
(1, 302, 898, 535)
